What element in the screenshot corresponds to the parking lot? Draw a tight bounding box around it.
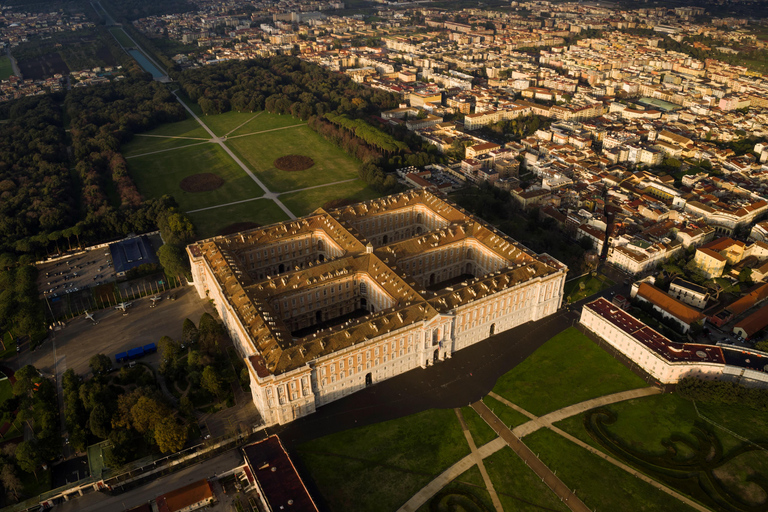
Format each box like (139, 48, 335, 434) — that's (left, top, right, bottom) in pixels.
(22, 285, 214, 378)
(36, 247, 116, 299)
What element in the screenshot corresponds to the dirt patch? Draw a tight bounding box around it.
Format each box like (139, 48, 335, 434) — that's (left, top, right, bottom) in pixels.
(274, 155, 314, 172)
(218, 222, 260, 236)
(323, 198, 359, 210)
(180, 173, 225, 192)
(18, 52, 70, 80)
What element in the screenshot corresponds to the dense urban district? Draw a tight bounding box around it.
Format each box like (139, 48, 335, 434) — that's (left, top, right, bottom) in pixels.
(2, 0, 768, 511)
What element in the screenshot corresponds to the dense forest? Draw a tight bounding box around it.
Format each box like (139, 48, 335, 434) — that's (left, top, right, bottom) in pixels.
(102, 0, 195, 22)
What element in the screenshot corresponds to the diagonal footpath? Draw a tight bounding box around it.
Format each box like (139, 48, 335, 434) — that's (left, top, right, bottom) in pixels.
(171, 91, 296, 220)
(471, 400, 591, 512)
(225, 111, 263, 136)
(125, 140, 211, 159)
(224, 123, 306, 140)
(134, 134, 209, 140)
(454, 409, 504, 512)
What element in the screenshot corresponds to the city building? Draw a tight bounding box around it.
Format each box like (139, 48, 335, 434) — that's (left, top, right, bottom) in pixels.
(187, 189, 567, 425)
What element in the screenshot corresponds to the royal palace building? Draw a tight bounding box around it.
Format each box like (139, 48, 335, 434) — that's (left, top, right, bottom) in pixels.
(187, 189, 567, 425)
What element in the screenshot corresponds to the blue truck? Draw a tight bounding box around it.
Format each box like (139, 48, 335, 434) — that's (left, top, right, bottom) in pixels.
(127, 347, 145, 360)
(143, 342, 157, 354)
(115, 351, 128, 363)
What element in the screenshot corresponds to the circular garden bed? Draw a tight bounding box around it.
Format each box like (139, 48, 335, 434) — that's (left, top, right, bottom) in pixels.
(180, 173, 225, 192)
(274, 155, 314, 172)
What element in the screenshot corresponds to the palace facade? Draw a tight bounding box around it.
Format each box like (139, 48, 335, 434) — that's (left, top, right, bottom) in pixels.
(187, 189, 567, 425)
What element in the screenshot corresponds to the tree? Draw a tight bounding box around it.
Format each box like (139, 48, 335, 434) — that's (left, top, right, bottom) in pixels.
(0, 464, 22, 500)
(739, 268, 753, 284)
(89, 354, 112, 375)
(755, 340, 768, 353)
(157, 244, 191, 280)
(182, 318, 199, 346)
(201, 366, 223, 397)
(130, 396, 166, 433)
(154, 416, 187, 453)
(89, 403, 112, 439)
(15, 441, 41, 481)
(158, 336, 181, 374)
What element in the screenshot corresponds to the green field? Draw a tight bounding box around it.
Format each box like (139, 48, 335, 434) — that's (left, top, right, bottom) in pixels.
(481, 395, 531, 428)
(202, 111, 302, 138)
(279, 179, 380, 216)
(555, 392, 768, 511)
(0, 332, 16, 359)
(525, 429, 700, 512)
(186, 199, 289, 239)
(226, 125, 360, 193)
(0, 55, 13, 80)
(416, 465, 494, 512)
(127, 144, 264, 212)
(297, 408, 471, 512)
(121, 118, 211, 157)
(484, 448, 569, 512)
(563, 274, 614, 303)
(109, 27, 135, 48)
(460, 406, 498, 448)
(491, 327, 648, 417)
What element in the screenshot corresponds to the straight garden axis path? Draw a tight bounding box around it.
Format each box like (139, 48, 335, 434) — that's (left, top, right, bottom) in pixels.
(171, 91, 298, 220)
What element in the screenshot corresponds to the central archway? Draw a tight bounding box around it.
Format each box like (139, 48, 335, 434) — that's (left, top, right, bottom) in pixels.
(365, 373, 372, 386)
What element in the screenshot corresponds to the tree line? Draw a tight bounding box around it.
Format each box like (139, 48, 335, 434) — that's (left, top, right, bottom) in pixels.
(677, 376, 768, 411)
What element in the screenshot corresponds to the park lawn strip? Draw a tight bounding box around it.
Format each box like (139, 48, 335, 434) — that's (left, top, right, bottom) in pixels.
(0, 332, 16, 359)
(563, 274, 614, 303)
(416, 465, 495, 512)
(187, 199, 290, 239)
(491, 327, 648, 417)
(481, 395, 531, 429)
(524, 429, 701, 512)
(299, 451, 432, 512)
(279, 180, 380, 217)
(0, 56, 13, 79)
(133, 117, 209, 139)
(225, 125, 359, 193)
(109, 27, 135, 48)
(202, 111, 303, 137)
(484, 447, 569, 512)
(122, 138, 207, 158)
(461, 406, 498, 447)
(127, 143, 264, 212)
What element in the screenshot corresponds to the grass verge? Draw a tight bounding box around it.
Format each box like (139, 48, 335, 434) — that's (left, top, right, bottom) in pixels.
(186, 199, 289, 239)
(279, 179, 380, 216)
(460, 406, 498, 448)
(491, 327, 647, 417)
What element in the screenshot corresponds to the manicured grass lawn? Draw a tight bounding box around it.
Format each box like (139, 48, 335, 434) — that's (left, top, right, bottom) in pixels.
(416, 465, 494, 512)
(491, 327, 647, 417)
(134, 117, 209, 139)
(563, 274, 614, 303)
(524, 429, 700, 512)
(460, 406, 498, 447)
(127, 144, 264, 212)
(553, 392, 768, 511)
(297, 408, 471, 512)
(109, 27, 134, 48)
(123, 138, 208, 158)
(226, 125, 360, 193)
(484, 447, 569, 512)
(279, 179, 380, 216)
(201, 111, 302, 137)
(481, 395, 531, 428)
(0, 56, 13, 80)
(0, 378, 12, 404)
(187, 199, 289, 239)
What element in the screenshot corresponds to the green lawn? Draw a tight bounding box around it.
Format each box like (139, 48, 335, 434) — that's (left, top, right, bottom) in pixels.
(187, 199, 290, 239)
(134, 117, 209, 138)
(279, 179, 380, 216)
(563, 274, 614, 303)
(0, 332, 16, 359)
(297, 408, 471, 512)
(554, 392, 768, 511)
(416, 465, 494, 512)
(481, 395, 531, 429)
(484, 447, 569, 512)
(109, 27, 134, 48)
(123, 138, 209, 158)
(172, 89, 204, 117)
(460, 406, 498, 448)
(491, 327, 648, 417)
(226, 125, 360, 193)
(0, 55, 13, 80)
(524, 429, 700, 512)
(127, 144, 264, 212)
(200, 111, 302, 138)
(121, 118, 211, 157)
